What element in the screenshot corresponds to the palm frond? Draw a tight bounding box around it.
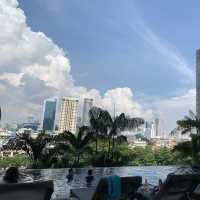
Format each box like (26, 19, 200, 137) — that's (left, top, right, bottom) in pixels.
(173, 141, 192, 157)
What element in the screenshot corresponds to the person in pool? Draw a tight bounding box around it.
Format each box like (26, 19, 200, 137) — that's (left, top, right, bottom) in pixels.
(86, 169, 94, 185)
(3, 167, 19, 183)
(2, 167, 33, 183)
(66, 168, 74, 182)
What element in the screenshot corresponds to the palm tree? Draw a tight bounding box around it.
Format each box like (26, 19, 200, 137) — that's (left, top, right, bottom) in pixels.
(115, 135, 128, 145)
(109, 113, 144, 159)
(40, 142, 71, 168)
(173, 110, 200, 165)
(89, 107, 112, 154)
(7, 131, 52, 167)
(63, 126, 92, 166)
(173, 134, 200, 165)
(176, 110, 200, 134)
(89, 107, 144, 161)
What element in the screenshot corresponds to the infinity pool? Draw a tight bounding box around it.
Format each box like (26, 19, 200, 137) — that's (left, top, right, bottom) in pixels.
(23, 166, 177, 199)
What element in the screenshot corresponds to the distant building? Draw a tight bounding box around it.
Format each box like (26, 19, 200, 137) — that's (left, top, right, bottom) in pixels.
(155, 118, 159, 137)
(58, 97, 79, 133)
(27, 116, 35, 123)
(197, 49, 200, 119)
(17, 128, 33, 135)
(129, 140, 147, 149)
(76, 117, 82, 129)
(82, 98, 93, 126)
(150, 118, 165, 139)
(42, 98, 57, 131)
(20, 122, 39, 131)
(17, 117, 39, 131)
(151, 121, 159, 139)
(0, 129, 12, 148)
(151, 138, 177, 150)
(3, 123, 18, 131)
(144, 122, 152, 139)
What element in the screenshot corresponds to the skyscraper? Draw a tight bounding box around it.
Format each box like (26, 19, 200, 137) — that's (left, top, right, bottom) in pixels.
(155, 118, 159, 137)
(82, 98, 93, 126)
(197, 49, 200, 119)
(58, 97, 79, 133)
(42, 98, 57, 131)
(150, 118, 161, 138)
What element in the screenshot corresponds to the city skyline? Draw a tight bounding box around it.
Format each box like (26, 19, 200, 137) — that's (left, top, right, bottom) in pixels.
(0, 0, 198, 133)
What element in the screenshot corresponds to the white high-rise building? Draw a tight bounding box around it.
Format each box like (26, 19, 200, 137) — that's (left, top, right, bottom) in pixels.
(151, 118, 161, 139)
(58, 97, 79, 133)
(150, 118, 166, 139)
(82, 98, 93, 126)
(196, 49, 200, 119)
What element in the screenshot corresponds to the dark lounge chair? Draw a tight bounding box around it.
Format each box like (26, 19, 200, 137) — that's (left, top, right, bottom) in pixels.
(71, 176, 142, 200)
(0, 180, 54, 200)
(154, 174, 200, 200)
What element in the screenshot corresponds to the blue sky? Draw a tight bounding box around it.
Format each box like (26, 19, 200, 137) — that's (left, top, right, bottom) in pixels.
(18, 0, 196, 97)
(0, 0, 197, 132)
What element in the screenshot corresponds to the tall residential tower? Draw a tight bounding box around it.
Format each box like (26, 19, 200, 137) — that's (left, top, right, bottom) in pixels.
(82, 98, 93, 126)
(42, 98, 57, 131)
(58, 97, 79, 133)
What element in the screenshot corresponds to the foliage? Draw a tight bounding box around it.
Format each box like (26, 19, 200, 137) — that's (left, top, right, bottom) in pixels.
(177, 110, 200, 134)
(89, 107, 144, 164)
(1, 143, 191, 168)
(5, 108, 198, 168)
(0, 155, 30, 168)
(129, 146, 156, 166)
(154, 148, 176, 165)
(60, 126, 92, 167)
(173, 110, 200, 165)
(173, 134, 200, 165)
(5, 131, 53, 168)
(89, 107, 112, 154)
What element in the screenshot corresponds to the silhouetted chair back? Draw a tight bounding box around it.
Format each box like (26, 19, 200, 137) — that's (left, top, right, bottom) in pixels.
(155, 174, 200, 200)
(0, 180, 54, 200)
(71, 176, 142, 200)
(92, 176, 142, 200)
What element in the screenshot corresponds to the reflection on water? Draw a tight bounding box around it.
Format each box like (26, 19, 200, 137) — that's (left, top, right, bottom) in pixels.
(19, 166, 177, 199)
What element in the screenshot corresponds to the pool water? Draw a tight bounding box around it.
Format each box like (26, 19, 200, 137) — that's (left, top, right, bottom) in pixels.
(24, 166, 177, 199)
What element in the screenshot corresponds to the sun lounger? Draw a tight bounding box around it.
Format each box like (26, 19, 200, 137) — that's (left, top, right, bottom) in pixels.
(154, 174, 200, 200)
(70, 187, 96, 200)
(70, 176, 142, 200)
(0, 180, 54, 200)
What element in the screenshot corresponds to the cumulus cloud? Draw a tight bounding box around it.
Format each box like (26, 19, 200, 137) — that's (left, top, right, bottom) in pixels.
(0, 0, 150, 124)
(153, 89, 196, 133)
(100, 88, 153, 119)
(0, 0, 72, 89)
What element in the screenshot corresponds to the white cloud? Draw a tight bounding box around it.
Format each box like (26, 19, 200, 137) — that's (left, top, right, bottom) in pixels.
(101, 88, 153, 119)
(0, 73, 23, 87)
(153, 89, 196, 133)
(0, 0, 151, 124)
(129, 11, 194, 83)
